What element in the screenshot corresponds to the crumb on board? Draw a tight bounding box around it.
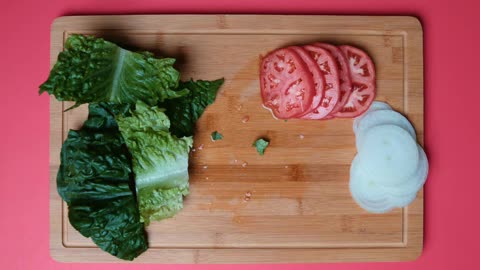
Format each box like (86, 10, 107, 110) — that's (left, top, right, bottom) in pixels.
(244, 191, 252, 202)
(299, 134, 305, 139)
(242, 116, 250, 123)
(242, 162, 248, 168)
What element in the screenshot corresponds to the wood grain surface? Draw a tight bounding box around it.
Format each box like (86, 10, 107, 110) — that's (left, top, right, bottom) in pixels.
(49, 15, 424, 263)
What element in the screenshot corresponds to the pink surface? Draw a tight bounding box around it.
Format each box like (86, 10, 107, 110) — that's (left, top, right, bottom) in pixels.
(1, 0, 478, 269)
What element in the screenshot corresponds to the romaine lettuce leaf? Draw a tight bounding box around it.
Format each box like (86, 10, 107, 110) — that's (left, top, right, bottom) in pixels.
(137, 185, 189, 223)
(57, 103, 147, 261)
(39, 34, 186, 107)
(116, 102, 193, 224)
(68, 196, 146, 261)
(162, 79, 224, 137)
(115, 101, 170, 133)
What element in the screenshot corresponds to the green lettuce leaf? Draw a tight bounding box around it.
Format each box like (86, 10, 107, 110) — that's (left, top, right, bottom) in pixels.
(211, 131, 223, 141)
(116, 102, 193, 224)
(68, 196, 146, 261)
(115, 101, 170, 133)
(40, 34, 186, 107)
(162, 78, 224, 137)
(253, 138, 269, 156)
(137, 185, 189, 223)
(57, 103, 147, 261)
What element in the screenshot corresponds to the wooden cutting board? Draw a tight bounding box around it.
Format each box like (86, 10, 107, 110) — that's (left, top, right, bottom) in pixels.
(49, 15, 424, 263)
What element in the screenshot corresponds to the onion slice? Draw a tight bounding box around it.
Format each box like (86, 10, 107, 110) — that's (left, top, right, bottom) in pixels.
(356, 110, 416, 151)
(357, 124, 419, 186)
(353, 101, 392, 133)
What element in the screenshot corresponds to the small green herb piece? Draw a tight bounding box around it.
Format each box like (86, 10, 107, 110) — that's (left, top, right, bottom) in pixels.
(253, 138, 269, 156)
(211, 131, 223, 141)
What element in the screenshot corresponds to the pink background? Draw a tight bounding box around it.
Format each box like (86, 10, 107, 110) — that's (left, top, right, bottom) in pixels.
(1, 0, 478, 269)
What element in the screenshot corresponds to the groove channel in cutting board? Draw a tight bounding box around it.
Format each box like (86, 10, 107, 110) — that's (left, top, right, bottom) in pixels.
(50, 15, 423, 263)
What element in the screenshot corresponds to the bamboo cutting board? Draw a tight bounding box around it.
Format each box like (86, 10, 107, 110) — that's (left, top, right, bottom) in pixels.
(49, 15, 424, 263)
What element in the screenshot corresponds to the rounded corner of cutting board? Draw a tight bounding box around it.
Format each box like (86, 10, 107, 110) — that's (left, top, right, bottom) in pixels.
(50, 16, 71, 32)
(401, 244, 424, 262)
(49, 247, 70, 264)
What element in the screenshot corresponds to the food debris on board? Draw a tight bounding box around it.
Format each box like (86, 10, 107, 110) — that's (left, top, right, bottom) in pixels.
(211, 131, 223, 141)
(253, 138, 270, 156)
(244, 191, 252, 202)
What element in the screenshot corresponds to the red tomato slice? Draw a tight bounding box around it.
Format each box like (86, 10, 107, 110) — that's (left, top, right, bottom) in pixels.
(335, 45, 376, 118)
(300, 45, 340, 119)
(260, 48, 315, 119)
(289, 46, 325, 116)
(314, 43, 353, 117)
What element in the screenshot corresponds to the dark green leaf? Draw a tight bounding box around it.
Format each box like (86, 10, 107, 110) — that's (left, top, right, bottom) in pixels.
(57, 103, 147, 260)
(162, 78, 224, 137)
(68, 196, 147, 261)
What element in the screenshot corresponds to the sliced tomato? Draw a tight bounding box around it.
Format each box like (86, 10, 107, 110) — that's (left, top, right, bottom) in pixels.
(260, 48, 315, 119)
(335, 45, 376, 118)
(300, 45, 340, 119)
(289, 46, 325, 116)
(314, 43, 353, 117)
